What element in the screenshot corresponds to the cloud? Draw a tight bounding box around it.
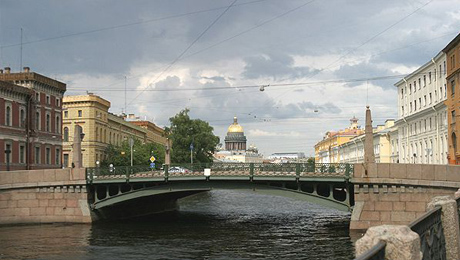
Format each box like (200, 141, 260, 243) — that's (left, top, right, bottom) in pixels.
(242, 52, 319, 80)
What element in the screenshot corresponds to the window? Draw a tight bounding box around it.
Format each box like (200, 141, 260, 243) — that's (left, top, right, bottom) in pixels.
(56, 115, 60, 134)
(429, 72, 431, 83)
(423, 75, 426, 87)
(78, 110, 82, 117)
(56, 98, 60, 107)
(434, 69, 437, 81)
(414, 100, 417, 111)
(64, 127, 69, 142)
(63, 154, 69, 168)
(5, 105, 11, 126)
(410, 102, 413, 112)
(35, 146, 40, 164)
(46, 95, 50, 105)
(401, 106, 404, 115)
(418, 78, 421, 89)
(409, 84, 412, 94)
(20, 108, 25, 127)
(19, 144, 25, 164)
(46, 147, 51, 165)
(419, 98, 421, 109)
(429, 93, 432, 104)
(452, 55, 456, 69)
(452, 110, 456, 122)
(445, 84, 447, 97)
(414, 81, 417, 92)
(439, 65, 442, 77)
(96, 127, 99, 141)
(401, 88, 404, 98)
(35, 92, 40, 101)
(46, 113, 50, 132)
(35, 111, 40, 131)
(424, 95, 426, 107)
(64, 111, 68, 118)
(452, 80, 456, 95)
(55, 148, 60, 165)
(444, 61, 446, 75)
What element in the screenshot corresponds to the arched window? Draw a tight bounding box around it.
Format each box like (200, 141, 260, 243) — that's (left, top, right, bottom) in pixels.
(96, 127, 99, 141)
(64, 127, 69, 142)
(5, 106, 11, 126)
(56, 116, 60, 134)
(104, 129, 107, 143)
(100, 128, 102, 142)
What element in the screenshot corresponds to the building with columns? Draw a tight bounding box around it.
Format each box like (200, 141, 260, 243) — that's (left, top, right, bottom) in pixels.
(215, 117, 263, 163)
(394, 51, 448, 164)
(338, 119, 395, 163)
(62, 93, 167, 168)
(314, 117, 364, 163)
(443, 33, 460, 164)
(0, 67, 66, 171)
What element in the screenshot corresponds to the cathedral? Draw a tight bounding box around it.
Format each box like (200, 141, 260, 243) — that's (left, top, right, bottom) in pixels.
(214, 117, 263, 163)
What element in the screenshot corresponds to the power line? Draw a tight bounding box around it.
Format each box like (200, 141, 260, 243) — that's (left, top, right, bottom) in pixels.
(127, 0, 238, 107)
(0, 0, 268, 49)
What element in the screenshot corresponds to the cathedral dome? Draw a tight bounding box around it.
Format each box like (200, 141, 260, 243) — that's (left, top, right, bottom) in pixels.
(227, 117, 244, 133)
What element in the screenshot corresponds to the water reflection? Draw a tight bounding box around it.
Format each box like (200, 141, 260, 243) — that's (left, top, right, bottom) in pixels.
(0, 190, 355, 260)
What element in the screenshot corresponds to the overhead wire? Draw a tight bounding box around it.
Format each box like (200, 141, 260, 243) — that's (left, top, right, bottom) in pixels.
(126, 0, 238, 107)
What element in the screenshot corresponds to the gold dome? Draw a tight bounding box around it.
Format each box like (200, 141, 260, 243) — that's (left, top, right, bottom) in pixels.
(227, 117, 244, 133)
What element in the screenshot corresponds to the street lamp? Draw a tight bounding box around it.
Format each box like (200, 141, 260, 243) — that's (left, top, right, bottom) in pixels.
(5, 149, 11, 171)
(129, 137, 134, 167)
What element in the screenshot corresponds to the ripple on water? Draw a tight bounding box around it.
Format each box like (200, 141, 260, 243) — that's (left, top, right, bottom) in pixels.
(0, 190, 355, 260)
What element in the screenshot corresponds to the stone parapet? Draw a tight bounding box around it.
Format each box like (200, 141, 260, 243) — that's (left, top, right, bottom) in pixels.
(0, 168, 86, 190)
(350, 183, 455, 230)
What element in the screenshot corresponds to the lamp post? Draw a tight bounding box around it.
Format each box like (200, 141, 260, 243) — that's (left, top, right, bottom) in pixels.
(5, 149, 11, 171)
(129, 137, 134, 167)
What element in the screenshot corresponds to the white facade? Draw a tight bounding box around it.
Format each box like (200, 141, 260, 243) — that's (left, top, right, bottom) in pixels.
(339, 120, 395, 163)
(394, 52, 448, 164)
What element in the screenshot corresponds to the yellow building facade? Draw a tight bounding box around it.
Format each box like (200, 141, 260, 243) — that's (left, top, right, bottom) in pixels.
(314, 117, 364, 163)
(62, 94, 166, 168)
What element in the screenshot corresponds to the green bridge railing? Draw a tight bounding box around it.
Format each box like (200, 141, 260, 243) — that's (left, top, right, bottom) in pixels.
(86, 163, 353, 183)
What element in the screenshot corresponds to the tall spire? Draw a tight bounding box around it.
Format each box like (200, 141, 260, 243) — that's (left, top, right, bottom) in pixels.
(364, 106, 375, 164)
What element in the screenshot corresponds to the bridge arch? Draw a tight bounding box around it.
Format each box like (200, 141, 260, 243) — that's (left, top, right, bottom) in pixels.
(90, 180, 352, 220)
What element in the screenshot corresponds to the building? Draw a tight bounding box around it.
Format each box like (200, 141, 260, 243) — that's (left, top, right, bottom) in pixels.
(394, 52, 448, 164)
(339, 120, 395, 163)
(214, 117, 263, 163)
(0, 67, 66, 171)
(443, 33, 460, 164)
(62, 94, 167, 168)
(314, 117, 364, 163)
(267, 152, 306, 163)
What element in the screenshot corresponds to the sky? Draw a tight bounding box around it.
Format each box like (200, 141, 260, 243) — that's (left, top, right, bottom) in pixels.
(1, 0, 459, 157)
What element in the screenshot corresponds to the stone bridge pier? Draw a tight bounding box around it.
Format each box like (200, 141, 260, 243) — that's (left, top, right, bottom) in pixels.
(0, 168, 92, 224)
(350, 163, 460, 230)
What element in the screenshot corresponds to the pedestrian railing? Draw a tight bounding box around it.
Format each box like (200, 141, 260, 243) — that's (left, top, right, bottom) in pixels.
(355, 202, 450, 260)
(354, 241, 386, 260)
(85, 162, 353, 183)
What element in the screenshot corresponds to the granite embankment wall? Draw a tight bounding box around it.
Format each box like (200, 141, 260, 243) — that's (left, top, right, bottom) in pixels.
(350, 163, 460, 230)
(0, 168, 91, 224)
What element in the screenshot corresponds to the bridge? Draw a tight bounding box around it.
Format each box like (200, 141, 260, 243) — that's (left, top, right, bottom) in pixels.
(85, 162, 354, 220)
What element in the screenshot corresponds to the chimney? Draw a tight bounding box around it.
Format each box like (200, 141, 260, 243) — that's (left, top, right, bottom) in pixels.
(23, 67, 30, 73)
(4, 67, 11, 74)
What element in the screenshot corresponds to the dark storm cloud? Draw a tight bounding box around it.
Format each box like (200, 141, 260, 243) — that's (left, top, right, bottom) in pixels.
(333, 62, 398, 89)
(242, 52, 319, 80)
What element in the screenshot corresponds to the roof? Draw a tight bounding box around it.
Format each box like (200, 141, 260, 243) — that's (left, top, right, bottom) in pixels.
(442, 32, 460, 53)
(0, 80, 33, 96)
(0, 72, 66, 91)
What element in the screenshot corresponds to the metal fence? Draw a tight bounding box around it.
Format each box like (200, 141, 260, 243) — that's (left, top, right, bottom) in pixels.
(85, 162, 353, 182)
(355, 204, 448, 260)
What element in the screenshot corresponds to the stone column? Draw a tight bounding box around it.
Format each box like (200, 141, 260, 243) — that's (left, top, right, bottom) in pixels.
(364, 106, 375, 164)
(72, 125, 83, 168)
(427, 196, 460, 260)
(355, 225, 422, 260)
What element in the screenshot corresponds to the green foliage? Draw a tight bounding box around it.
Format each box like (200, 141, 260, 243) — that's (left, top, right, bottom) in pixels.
(101, 138, 165, 167)
(166, 109, 220, 163)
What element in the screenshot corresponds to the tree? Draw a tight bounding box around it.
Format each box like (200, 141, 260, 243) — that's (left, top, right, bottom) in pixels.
(166, 109, 220, 163)
(101, 138, 165, 167)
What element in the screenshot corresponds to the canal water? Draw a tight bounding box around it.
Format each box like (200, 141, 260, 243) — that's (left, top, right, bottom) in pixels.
(0, 190, 355, 260)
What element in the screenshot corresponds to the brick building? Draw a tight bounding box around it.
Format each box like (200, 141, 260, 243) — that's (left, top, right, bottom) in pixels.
(443, 33, 460, 164)
(0, 67, 66, 171)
